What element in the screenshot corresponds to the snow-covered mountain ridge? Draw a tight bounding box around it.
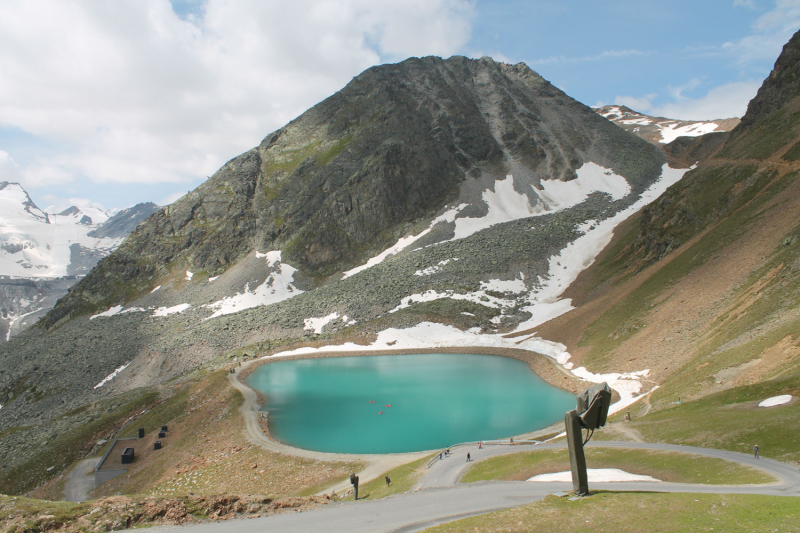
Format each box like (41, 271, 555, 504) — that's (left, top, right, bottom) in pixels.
(0, 182, 123, 278)
(0, 182, 159, 341)
(596, 105, 740, 145)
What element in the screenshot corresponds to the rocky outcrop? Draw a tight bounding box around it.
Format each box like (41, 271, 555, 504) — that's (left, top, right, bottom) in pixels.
(88, 203, 160, 239)
(734, 30, 800, 134)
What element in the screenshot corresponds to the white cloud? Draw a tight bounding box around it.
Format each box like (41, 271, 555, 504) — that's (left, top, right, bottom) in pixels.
(723, 0, 800, 65)
(650, 81, 761, 120)
(612, 94, 658, 112)
(468, 50, 514, 64)
(0, 0, 475, 191)
(607, 1, 800, 122)
(43, 197, 108, 214)
(667, 78, 703, 101)
(529, 49, 648, 66)
(0, 151, 23, 182)
(615, 81, 760, 121)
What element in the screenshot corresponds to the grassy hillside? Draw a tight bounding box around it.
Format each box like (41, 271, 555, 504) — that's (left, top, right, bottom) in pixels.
(422, 493, 800, 533)
(535, 30, 800, 457)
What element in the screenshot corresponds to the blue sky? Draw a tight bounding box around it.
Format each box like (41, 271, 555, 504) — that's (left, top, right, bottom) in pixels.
(0, 0, 797, 213)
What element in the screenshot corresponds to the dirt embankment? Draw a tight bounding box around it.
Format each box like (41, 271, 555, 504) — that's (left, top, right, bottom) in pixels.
(0, 493, 330, 532)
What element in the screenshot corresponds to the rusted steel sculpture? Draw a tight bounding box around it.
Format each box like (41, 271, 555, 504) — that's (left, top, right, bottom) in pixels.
(565, 382, 612, 496)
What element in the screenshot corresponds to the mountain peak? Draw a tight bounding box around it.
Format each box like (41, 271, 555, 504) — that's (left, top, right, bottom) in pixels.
(597, 105, 740, 145)
(0, 181, 49, 224)
(737, 29, 800, 131)
(42, 54, 665, 328)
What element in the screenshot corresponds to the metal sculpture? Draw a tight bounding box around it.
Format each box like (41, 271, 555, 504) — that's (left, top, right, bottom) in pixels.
(565, 382, 612, 496)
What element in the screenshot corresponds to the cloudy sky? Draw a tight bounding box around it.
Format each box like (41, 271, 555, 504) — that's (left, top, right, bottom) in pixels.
(1, 0, 798, 213)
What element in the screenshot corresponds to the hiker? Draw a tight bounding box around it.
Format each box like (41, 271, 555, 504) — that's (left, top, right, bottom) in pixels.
(466, 452, 471, 462)
(439, 452, 442, 460)
(510, 437, 514, 445)
(754, 444, 759, 459)
(478, 441, 482, 449)
(385, 475, 391, 487)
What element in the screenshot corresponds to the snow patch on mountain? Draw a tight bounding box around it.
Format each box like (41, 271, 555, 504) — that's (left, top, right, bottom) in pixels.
(414, 258, 458, 276)
(203, 251, 303, 319)
(4, 308, 39, 342)
(93, 362, 130, 389)
(529, 469, 661, 483)
(343, 162, 629, 279)
(152, 303, 192, 317)
(480, 275, 527, 294)
(658, 122, 721, 143)
(90, 305, 124, 320)
(304, 312, 341, 334)
(511, 164, 687, 332)
(343, 231, 432, 279)
(597, 105, 739, 145)
(451, 163, 629, 242)
(389, 288, 517, 314)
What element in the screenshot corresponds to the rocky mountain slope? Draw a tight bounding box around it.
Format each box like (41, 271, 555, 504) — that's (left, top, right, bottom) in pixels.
(536, 29, 800, 410)
(0, 56, 678, 491)
(0, 183, 159, 342)
(44, 56, 666, 330)
(596, 105, 740, 145)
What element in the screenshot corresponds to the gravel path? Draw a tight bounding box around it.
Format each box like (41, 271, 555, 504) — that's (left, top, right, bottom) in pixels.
(62, 457, 101, 502)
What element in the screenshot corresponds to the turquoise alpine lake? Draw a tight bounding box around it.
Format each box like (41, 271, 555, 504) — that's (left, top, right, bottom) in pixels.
(247, 353, 576, 454)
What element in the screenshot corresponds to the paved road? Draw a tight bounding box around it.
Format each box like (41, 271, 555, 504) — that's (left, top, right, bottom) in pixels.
(421, 440, 800, 491)
(146, 441, 800, 533)
(62, 457, 101, 502)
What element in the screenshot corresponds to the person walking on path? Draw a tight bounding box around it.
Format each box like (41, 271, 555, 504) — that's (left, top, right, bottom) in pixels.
(478, 441, 482, 449)
(385, 475, 391, 487)
(466, 452, 471, 462)
(754, 444, 759, 459)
